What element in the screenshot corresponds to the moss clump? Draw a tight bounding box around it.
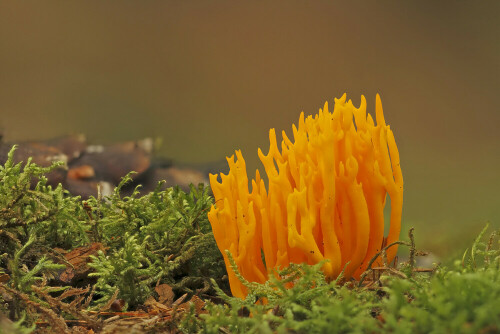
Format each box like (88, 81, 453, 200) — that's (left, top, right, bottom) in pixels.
(0, 145, 89, 253)
(0, 146, 227, 329)
(87, 177, 227, 308)
(184, 225, 499, 334)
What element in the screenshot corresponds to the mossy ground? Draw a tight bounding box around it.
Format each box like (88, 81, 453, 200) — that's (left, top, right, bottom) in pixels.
(0, 146, 499, 333)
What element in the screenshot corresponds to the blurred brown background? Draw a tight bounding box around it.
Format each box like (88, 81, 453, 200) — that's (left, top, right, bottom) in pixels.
(0, 1, 498, 257)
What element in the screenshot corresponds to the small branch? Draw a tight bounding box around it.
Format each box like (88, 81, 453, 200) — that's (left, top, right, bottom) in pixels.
(408, 227, 416, 277)
(358, 240, 410, 287)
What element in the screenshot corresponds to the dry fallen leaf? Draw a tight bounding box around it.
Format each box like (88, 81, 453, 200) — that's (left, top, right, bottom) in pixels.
(0, 273, 10, 283)
(154, 284, 175, 307)
(59, 243, 105, 283)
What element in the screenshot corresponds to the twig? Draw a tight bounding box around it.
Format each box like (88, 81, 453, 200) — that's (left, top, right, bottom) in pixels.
(408, 227, 416, 277)
(358, 240, 410, 287)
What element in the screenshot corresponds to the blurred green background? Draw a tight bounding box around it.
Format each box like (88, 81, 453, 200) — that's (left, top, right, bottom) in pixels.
(0, 2, 498, 258)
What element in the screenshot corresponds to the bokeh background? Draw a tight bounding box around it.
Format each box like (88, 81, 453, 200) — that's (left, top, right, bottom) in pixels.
(1, 2, 498, 259)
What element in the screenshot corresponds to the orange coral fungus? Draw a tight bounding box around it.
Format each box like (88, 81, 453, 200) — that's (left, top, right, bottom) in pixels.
(208, 94, 403, 298)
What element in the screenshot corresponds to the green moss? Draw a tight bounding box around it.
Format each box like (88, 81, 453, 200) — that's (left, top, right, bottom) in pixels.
(0, 145, 226, 318)
(185, 226, 499, 334)
(0, 145, 89, 254)
(87, 176, 227, 308)
(1, 145, 498, 333)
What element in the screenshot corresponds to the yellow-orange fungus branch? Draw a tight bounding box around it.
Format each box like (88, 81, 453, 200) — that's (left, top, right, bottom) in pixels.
(208, 94, 403, 298)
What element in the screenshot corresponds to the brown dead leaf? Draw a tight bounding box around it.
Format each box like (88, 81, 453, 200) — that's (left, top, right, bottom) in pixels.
(144, 296, 171, 313)
(59, 243, 105, 283)
(0, 273, 10, 283)
(178, 295, 206, 314)
(155, 283, 174, 306)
